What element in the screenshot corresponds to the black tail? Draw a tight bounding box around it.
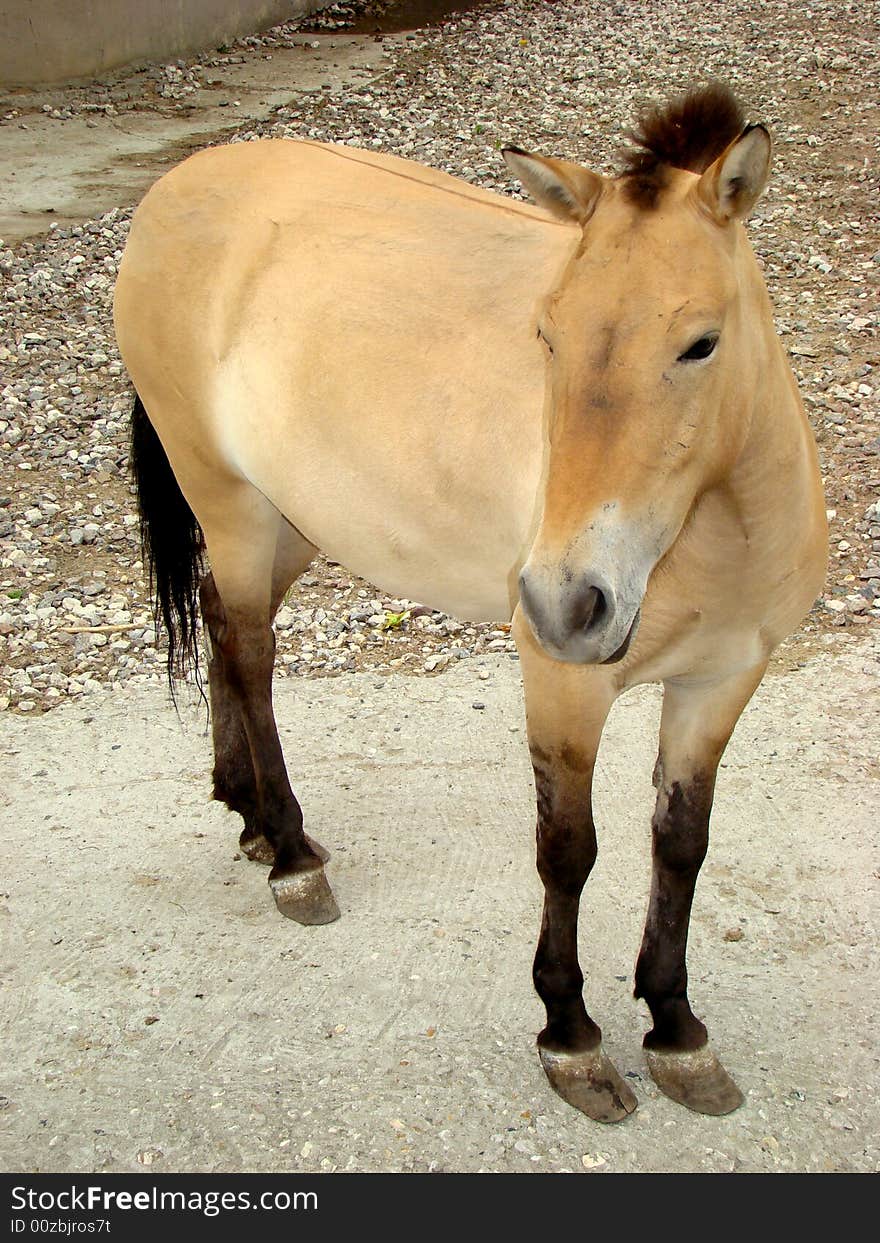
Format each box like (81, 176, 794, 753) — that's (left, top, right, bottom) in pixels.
(130, 392, 204, 690)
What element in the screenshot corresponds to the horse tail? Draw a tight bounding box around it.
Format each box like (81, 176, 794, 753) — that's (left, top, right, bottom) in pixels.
(129, 392, 204, 691)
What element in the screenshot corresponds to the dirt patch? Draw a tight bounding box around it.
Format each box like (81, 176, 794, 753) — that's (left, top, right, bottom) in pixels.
(0, 33, 391, 242)
(0, 643, 876, 1172)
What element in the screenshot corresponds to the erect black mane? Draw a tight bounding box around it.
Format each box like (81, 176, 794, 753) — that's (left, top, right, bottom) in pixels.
(619, 83, 746, 208)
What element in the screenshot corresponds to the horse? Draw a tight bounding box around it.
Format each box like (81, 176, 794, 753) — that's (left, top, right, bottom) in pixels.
(113, 84, 827, 1124)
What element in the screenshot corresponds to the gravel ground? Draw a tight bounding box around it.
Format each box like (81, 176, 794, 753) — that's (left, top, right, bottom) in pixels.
(1, 0, 878, 714)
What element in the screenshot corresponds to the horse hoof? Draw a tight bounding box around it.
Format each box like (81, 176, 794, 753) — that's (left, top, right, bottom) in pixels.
(269, 865, 340, 925)
(539, 1045, 638, 1124)
(645, 1045, 744, 1115)
(240, 831, 330, 867)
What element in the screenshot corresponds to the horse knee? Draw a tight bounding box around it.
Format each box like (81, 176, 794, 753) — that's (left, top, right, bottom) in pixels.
(533, 757, 597, 889)
(652, 777, 712, 874)
(536, 810, 597, 893)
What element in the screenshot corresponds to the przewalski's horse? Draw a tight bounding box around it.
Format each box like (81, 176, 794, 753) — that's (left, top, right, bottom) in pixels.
(115, 85, 827, 1124)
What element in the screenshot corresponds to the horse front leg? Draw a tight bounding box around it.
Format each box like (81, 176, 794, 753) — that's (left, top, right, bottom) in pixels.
(514, 609, 637, 1124)
(635, 663, 767, 1114)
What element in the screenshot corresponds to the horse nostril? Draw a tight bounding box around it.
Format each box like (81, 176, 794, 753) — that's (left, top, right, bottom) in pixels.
(571, 583, 608, 634)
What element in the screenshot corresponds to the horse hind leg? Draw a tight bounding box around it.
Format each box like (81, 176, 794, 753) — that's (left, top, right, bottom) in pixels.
(201, 572, 262, 841)
(203, 518, 324, 866)
(200, 494, 338, 924)
(634, 663, 767, 1114)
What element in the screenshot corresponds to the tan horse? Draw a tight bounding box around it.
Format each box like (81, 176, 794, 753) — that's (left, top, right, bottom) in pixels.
(114, 85, 827, 1124)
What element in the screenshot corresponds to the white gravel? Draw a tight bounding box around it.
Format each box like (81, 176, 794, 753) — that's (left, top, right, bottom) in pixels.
(1, 0, 878, 714)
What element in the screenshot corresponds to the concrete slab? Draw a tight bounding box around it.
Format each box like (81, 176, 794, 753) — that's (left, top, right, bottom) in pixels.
(0, 646, 877, 1172)
(0, 33, 390, 242)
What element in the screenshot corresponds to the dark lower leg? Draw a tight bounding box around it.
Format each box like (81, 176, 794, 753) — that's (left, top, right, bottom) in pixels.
(634, 773, 713, 1052)
(201, 576, 336, 922)
(210, 654, 275, 861)
(209, 664, 256, 817)
(634, 764, 742, 1115)
(530, 750, 636, 1122)
(632, 668, 765, 1115)
(202, 576, 276, 861)
(202, 560, 324, 867)
(224, 619, 337, 923)
(201, 574, 256, 819)
(535, 896, 601, 1053)
(220, 622, 314, 875)
(532, 759, 601, 1054)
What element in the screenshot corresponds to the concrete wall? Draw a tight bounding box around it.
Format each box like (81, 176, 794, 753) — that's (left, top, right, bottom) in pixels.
(0, 1, 332, 87)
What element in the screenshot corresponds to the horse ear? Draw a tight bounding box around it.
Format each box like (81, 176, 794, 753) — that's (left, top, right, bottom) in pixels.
(696, 124, 772, 224)
(502, 147, 604, 224)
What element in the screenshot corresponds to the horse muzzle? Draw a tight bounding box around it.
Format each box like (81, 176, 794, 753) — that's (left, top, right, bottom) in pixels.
(518, 563, 643, 665)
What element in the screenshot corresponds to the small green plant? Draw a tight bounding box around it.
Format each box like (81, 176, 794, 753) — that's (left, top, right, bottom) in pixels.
(380, 609, 411, 631)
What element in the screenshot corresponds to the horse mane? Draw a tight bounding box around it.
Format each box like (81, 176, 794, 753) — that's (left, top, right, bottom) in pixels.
(619, 83, 746, 208)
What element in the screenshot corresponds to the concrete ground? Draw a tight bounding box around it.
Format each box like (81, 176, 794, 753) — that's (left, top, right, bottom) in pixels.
(1, 639, 877, 1173)
(0, 32, 390, 243)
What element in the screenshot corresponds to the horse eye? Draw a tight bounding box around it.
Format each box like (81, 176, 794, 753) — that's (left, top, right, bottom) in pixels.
(678, 334, 719, 362)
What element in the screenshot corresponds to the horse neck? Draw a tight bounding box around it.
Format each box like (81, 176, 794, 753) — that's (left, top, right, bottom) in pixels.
(726, 270, 823, 528)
